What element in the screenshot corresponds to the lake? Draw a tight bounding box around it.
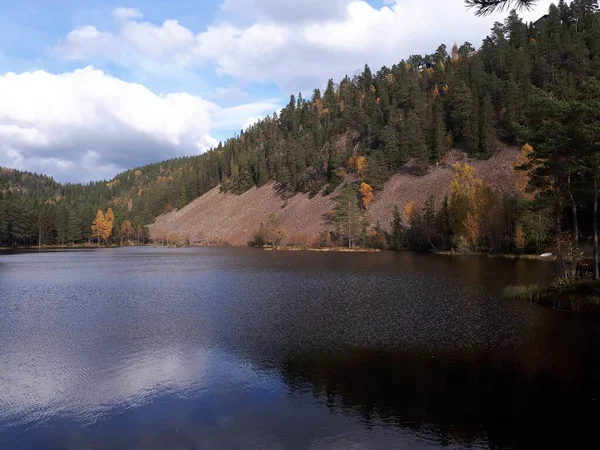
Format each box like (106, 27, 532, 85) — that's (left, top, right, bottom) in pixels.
(0, 247, 599, 449)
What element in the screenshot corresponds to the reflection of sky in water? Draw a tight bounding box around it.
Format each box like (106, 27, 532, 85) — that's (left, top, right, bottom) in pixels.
(0, 343, 443, 449)
(0, 247, 595, 449)
(0, 344, 209, 425)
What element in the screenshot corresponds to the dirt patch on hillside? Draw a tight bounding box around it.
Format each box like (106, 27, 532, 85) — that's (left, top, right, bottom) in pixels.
(149, 183, 341, 246)
(368, 147, 519, 228)
(149, 147, 519, 246)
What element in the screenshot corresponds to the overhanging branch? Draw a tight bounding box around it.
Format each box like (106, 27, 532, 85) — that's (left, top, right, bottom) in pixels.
(464, 0, 538, 16)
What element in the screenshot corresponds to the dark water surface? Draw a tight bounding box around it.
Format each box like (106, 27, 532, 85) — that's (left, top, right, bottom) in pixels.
(1, 247, 599, 449)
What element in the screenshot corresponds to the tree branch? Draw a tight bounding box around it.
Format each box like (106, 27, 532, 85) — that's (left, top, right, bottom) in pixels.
(464, 0, 537, 16)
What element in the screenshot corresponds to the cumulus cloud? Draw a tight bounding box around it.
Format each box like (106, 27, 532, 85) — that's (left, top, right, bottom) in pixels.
(220, 0, 353, 23)
(212, 100, 280, 131)
(55, 0, 558, 93)
(211, 84, 250, 105)
(56, 16, 194, 66)
(113, 7, 143, 21)
(57, 25, 118, 61)
(17, 0, 559, 182)
(0, 67, 277, 182)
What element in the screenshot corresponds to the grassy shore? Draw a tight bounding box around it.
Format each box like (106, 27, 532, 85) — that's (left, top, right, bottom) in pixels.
(504, 280, 600, 313)
(436, 250, 554, 261)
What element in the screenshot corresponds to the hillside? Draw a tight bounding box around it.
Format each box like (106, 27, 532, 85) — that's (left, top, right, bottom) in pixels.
(2, 1, 598, 250)
(149, 147, 519, 246)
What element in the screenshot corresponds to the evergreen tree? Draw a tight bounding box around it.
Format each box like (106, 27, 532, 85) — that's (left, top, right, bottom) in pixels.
(1, 1, 599, 253)
(335, 184, 366, 248)
(391, 204, 406, 250)
(430, 97, 447, 162)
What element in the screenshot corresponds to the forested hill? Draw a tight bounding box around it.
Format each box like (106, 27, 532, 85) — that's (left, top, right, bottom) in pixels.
(1, 0, 599, 248)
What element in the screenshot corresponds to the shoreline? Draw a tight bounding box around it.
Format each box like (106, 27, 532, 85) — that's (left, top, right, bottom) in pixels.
(260, 246, 548, 258)
(262, 246, 382, 253)
(435, 250, 555, 261)
(2, 242, 555, 261)
(504, 281, 600, 313)
(0, 243, 147, 251)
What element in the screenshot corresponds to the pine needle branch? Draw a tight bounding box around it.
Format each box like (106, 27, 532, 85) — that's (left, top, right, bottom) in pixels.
(464, 0, 537, 16)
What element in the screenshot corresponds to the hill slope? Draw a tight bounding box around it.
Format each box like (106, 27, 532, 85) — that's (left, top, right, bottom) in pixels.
(4, 2, 597, 248)
(149, 147, 519, 246)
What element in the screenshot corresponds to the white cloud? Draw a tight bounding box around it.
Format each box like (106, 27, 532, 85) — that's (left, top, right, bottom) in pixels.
(56, 25, 118, 61)
(56, 1, 559, 93)
(0, 67, 277, 182)
(13, 0, 559, 182)
(212, 100, 280, 132)
(120, 18, 195, 60)
(113, 7, 143, 21)
(220, 0, 353, 23)
(202, 0, 558, 90)
(212, 84, 250, 104)
(56, 16, 195, 66)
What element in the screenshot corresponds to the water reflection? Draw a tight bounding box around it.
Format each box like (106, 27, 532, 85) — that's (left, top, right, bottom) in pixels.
(0, 248, 597, 449)
(276, 342, 600, 449)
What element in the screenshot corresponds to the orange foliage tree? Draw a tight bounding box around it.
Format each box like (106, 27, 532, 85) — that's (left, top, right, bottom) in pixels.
(91, 210, 111, 245)
(90, 208, 115, 245)
(514, 226, 527, 251)
(403, 201, 418, 226)
(104, 208, 115, 239)
(448, 163, 502, 251)
(360, 183, 373, 209)
(513, 143, 538, 200)
(348, 155, 368, 180)
(121, 220, 134, 244)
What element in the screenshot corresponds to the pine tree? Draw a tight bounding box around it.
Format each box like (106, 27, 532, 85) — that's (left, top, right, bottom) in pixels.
(449, 80, 478, 150)
(391, 205, 406, 250)
(430, 98, 447, 163)
(335, 184, 366, 248)
(478, 93, 497, 154)
(178, 182, 188, 209)
(465, 0, 538, 16)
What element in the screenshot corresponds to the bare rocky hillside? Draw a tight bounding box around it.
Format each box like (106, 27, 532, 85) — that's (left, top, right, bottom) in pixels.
(149, 147, 520, 246)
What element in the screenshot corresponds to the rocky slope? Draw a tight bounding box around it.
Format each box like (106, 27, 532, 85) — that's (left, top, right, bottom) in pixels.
(149, 147, 519, 246)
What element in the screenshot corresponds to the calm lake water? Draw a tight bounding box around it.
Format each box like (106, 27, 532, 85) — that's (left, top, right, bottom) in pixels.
(0, 247, 599, 449)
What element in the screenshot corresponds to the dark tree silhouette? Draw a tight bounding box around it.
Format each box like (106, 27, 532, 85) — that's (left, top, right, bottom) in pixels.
(465, 0, 537, 16)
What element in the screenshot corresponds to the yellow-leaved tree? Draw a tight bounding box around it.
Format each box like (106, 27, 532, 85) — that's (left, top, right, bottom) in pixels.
(448, 163, 502, 251)
(91, 210, 108, 245)
(348, 155, 368, 180)
(513, 143, 538, 200)
(403, 201, 418, 227)
(515, 226, 527, 251)
(91, 208, 114, 245)
(121, 220, 134, 244)
(360, 183, 373, 209)
(104, 208, 115, 240)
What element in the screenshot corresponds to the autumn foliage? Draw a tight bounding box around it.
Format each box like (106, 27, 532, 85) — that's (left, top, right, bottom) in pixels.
(513, 143, 538, 200)
(348, 156, 368, 180)
(121, 220, 134, 243)
(448, 163, 502, 251)
(91, 208, 114, 245)
(252, 213, 287, 247)
(515, 226, 527, 251)
(360, 183, 373, 209)
(403, 201, 418, 226)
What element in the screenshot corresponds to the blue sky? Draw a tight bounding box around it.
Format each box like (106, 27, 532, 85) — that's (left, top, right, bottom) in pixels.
(0, 0, 558, 182)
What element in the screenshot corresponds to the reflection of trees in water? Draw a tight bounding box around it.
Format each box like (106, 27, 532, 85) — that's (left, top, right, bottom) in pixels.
(274, 346, 600, 449)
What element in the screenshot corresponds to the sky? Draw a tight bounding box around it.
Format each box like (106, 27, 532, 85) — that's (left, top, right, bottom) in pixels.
(0, 0, 559, 183)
